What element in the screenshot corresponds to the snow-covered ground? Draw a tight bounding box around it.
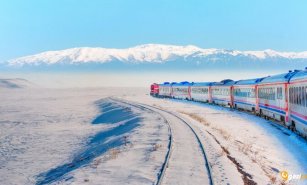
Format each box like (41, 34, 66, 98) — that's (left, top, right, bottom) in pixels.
(1, 88, 170, 185)
(126, 96, 307, 185)
(1, 87, 306, 185)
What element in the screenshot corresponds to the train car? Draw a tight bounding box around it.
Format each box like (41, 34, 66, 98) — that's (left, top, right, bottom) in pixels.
(257, 70, 299, 124)
(172, 81, 191, 100)
(158, 82, 173, 98)
(233, 78, 266, 112)
(190, 82, 214, 103)
(288, 70, 307, 137)
(150, 83, 159, 96)
(211, 79, 235, 107)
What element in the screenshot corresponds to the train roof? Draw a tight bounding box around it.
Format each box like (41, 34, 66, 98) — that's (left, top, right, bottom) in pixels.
(172, 81, 191, 87)
(212, 79, 235, 86)
(191, 82, 215, 86)
(234, 77, 266, 85)
(290, 69, 307, 82)
(258, 70, 301, 84)
(159, 82, 172, 87)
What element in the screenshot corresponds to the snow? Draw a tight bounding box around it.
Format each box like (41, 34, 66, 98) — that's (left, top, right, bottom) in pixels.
(145, 106, 211, 185)
(125, 95, 307, 185)
(7, 44, 307, 66)
(0, 88, 169, 185)
(1, 87, 306, 185)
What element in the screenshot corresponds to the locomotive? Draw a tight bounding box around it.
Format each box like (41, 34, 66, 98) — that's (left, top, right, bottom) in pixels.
(150, 68, 307, 138)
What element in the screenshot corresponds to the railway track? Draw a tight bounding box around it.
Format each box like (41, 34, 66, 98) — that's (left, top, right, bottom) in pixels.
(110, 98, 214, 185)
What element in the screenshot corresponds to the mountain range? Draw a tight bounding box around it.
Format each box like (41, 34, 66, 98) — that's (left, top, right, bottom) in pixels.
(5, 44, 307, 70)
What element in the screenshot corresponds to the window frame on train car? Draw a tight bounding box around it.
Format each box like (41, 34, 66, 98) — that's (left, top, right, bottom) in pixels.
(277, 87, 283, 99)
(301, 86, 305, 107)
(298, 86, 302, 105)
(289, 87, 294, 104)
(295, 87, 299, 105)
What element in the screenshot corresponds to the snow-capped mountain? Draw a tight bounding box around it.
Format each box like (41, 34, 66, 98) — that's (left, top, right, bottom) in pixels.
(8, 44, 307, 66)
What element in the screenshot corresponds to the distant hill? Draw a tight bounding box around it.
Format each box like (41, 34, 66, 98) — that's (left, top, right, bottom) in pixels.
(0, 78, 36, 89)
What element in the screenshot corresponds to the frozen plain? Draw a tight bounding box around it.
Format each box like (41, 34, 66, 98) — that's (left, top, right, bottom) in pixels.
(0, 87, 306, 185)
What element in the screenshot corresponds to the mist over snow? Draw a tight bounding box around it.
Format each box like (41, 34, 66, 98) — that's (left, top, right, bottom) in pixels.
(0, 78, 37, 89)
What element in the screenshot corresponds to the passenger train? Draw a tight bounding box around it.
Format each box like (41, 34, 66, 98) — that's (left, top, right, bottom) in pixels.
(150, 69, 307, 138)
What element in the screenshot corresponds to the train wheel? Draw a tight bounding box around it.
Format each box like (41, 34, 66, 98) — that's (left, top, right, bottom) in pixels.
(291, 122, 296, 132)
(252, 108, 256, 115)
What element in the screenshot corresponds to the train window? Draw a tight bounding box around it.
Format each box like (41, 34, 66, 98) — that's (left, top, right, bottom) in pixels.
(299, 87, 304, 105)
(301, 87, 305, 106)
(300, 86, 303, 105)
(295, 87, 299, 104)
(298, 87, 300, 105)
(297, 87, 302, 105)
(270, 88, 273, 100)
(290, 87, 293, 104)
(301, 86, 304, 106)
(292, 87, 296, 104)
(289, 87, 292, 103)
(277, 87, 282, 99)
(259, 89, 262, 98)
(292, 87, 295, 104)
(306, 86, 307, 107)
(301, 86, 303, 106)
(294, 87, 296, 104)
(264, 89, 267, 99)
(293, 87, 297, 104)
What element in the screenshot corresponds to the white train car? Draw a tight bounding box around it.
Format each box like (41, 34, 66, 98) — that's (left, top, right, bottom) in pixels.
(158, 82, 172, 98)
(211, 79, 235, 107)
(288, 70, 307, 137)
(190, 82, 214, 103)
(233, 78, 266, 112)
(257, 71, 299, 123)
(171, 81, 191, 100)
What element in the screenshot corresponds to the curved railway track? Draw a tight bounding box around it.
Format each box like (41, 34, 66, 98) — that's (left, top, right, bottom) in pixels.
(110, 98, 214, 185)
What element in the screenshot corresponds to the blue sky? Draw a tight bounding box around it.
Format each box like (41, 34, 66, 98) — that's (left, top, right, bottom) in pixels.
(0, 0, 306, 62)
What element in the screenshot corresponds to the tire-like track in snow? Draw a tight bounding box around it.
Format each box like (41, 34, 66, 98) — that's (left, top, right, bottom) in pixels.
(111, 98, 214, 185)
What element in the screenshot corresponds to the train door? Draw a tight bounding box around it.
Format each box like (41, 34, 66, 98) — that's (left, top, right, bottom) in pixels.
(188, 86, 191, 100)
(230, 86, 234, 107)
(276, 85, 284, 113)
(285, 84, 289, 123)
(255, 85, 260, 113)
(208, 86, 212, 103)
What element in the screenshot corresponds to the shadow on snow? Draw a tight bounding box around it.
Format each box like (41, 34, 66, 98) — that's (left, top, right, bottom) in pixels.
(35, 99, 141, 185)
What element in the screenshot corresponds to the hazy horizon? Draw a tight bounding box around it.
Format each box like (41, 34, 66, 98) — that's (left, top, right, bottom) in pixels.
(0, 69, 291, 88)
